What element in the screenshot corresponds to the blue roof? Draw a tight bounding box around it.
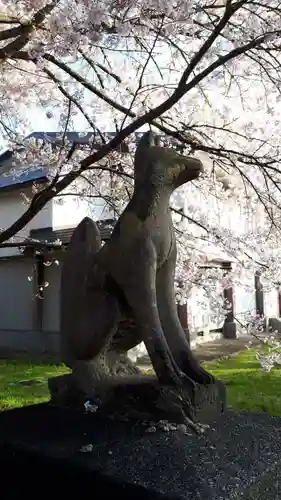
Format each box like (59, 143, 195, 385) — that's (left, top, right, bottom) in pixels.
(0, 165, 49, 190)
(28, 131, 98, 144)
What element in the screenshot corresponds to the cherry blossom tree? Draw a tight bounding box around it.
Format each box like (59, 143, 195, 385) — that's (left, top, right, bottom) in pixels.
(1, 0, 281, 364)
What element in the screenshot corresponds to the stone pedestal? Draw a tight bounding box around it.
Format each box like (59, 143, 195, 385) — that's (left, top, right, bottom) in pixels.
(268, 317, 281, 334)
(1, 404, 281, 499)
(222, 321, 237, 339)
(48, 374, 226, 425)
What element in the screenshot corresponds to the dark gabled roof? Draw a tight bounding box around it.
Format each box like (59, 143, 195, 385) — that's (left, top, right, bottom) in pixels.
(27, 131, 180, 149)
(0, 149, 13, 164)
(29, 218, 116, 245)
(27, 131, 130, 154)
(27, 131, 167, 145)
(0, 131, 123, 191)
(28, 131, 96, 144)
(0, 142, 49, 192)
(0, 165, 49, 191)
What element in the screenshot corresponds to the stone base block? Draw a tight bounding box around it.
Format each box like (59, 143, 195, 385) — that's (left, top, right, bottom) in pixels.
(48, 373, 226, 425)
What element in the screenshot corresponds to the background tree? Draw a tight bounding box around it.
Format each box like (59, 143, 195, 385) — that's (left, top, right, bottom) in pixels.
(1, 0, 281, 338)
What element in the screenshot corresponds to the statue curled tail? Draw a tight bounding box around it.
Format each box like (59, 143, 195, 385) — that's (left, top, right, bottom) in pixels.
(60, 217, 102, 368)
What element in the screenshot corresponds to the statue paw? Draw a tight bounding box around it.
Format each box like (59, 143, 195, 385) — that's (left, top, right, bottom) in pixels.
(182, 363, 214, 385)
(195, 366, 214, 385)
(183, 416, 210, 434)
(177, 352, 214, 385)
(174, 390, 210, 434)
(178, 371, 197, 389)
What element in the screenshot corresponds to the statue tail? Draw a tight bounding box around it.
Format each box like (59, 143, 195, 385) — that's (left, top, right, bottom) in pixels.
(60, 217, 102, 367)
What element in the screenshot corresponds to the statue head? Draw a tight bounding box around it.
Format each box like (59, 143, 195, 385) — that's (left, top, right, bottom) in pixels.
(134, 131, 203, 191)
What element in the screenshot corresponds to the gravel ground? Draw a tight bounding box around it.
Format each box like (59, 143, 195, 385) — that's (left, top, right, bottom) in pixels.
(1, 404, 281, 499)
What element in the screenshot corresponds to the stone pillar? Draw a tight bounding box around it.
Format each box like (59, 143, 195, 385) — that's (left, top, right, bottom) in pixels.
(222, 262, 237, 339)
(177, 302, 190, 344)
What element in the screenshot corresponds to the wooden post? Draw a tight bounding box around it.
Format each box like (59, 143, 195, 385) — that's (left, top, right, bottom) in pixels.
(278, 289, 281, 318)
(254, 270, 266, 331)
(222, 261, 236, 339)
(254, 270, 264, 317)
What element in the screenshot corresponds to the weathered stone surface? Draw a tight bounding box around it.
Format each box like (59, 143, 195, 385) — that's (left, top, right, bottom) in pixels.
(1, 404, 281, 499)
(60, 215, 102, 368)
(59, 131, 218, 429)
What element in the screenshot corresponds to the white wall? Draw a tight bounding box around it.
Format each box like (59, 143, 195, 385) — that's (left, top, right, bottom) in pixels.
(0, 187, 52, 257)
(42, 261, 61, 332)
(234, 285, 256, 321)
(187, 286, 223, 332)
(0, 259, 34, 330)
(264, 288, 279, 318)
(0, 180, 114, 259)
(52, 179, 114, 230)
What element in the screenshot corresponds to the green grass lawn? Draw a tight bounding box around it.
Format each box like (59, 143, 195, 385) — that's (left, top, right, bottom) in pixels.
(206, 349, 281, 416)
(0, 360, 69, 410)
(1, 349, 281, 415)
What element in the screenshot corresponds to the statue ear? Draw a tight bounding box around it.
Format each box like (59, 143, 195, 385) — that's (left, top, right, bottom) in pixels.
(136, 131, 159, 152)
(154, 134, 161, 147)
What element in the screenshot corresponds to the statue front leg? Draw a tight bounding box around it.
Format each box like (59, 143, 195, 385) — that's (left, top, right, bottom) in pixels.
(110, 241, 216, 432)
(156, 247, 214, 385)
(110, 241, 187, 387)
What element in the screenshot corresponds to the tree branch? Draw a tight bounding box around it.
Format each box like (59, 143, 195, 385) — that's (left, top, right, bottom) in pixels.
(2, 1, 278, 245)
(0, 0, 59, 60)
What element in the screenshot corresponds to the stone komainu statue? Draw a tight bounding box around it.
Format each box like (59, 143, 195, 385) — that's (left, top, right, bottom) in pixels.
(57, 131, 222, 430)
